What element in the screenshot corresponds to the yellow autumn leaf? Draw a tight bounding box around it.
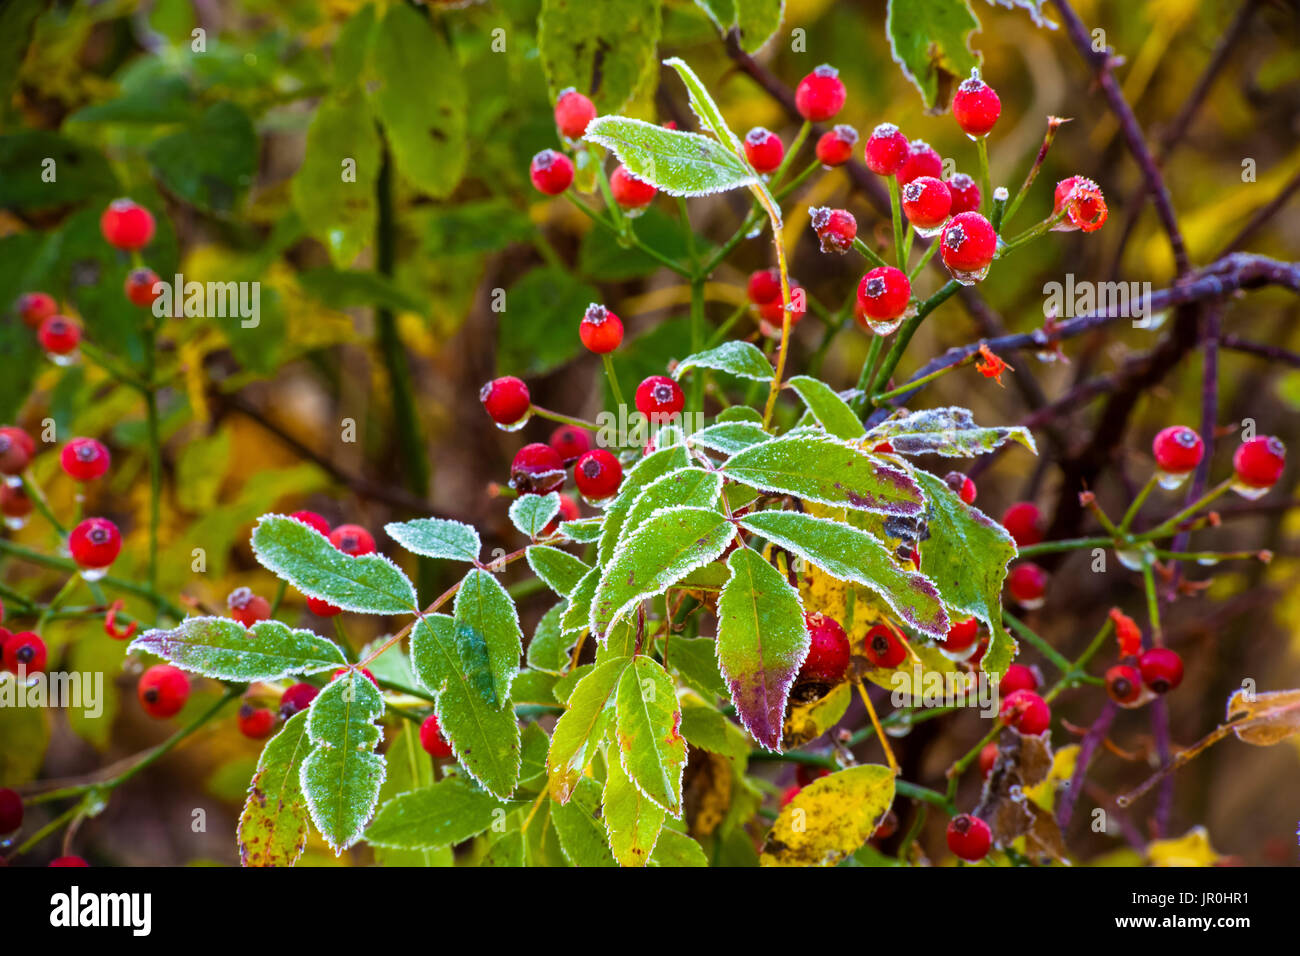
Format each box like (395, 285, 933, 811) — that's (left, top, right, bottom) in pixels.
(1026, 744, 1080, 811)
(1147, 827, 1221, 867)
(760, 764, 895, 867)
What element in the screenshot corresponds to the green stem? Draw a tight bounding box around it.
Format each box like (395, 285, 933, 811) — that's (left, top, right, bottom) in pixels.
(774, 159, 820, 201)
(907, 236, 941, 281)
(1141, 558, 1162, 643)
(1143, 478, 1234, 538)
(873, 360, 962, 403)
(705, 302, 751, 348)
(1002, 610, 1073, 675)
(887, 177, 906, 269)
(600, 355, 626, 410)
(529, 405, 600, 430)
(688, 279, 705, 415)
(1016, 536, 1113, 557)
(770, 120, 811, 189)
(976, 136, 992, 218)
(1117, 473, 1160, 535)
(0, 537, 185, 621)
(567, 193, 692, 277)
(851, 236, 890, 270)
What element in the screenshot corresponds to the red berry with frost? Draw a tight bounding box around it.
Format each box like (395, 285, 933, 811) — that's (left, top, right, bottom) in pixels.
(291, 510, 331, 536)
(1053, 176, 1109, 233)
(1000, 689, 1050, 736)
(864, 124, 909, 176)
(1233, 436, 1285, 489)
(3, 631, 46, 675)
(947, 173, 981, 214)
(816, 124, 858, 167)
(795, 64, 846, 121)
(952, 71, 1001, 137)
(574, 448, 622, 502)
(227, 587, 271, 627)
(419, 713, 455, 759)
(1006, 562, 1048, 607)
(69, 517, 121, 570)
(946, 814, 991, 861)
(0, 483, 31, 520)
(554, 88, 596, 140)
(901, 176, 952, 230)
(856, 266, 910, 322)
(809, 206, 856, 254)
(944, 471, 977, 504)
(0, 787, 21, 834)
(510, 442, 566, 495)
(579, 303, 623, 354)
(0, 426, 34, 475)
(798, 612, 851, 685)
(15, 291, 57, 329)
(1152, 426, 1204, 475)
(744, 127, 784, 174)
(238, 704, 277, 740)
(940, 212, 997, 278)
(896, 139, 942, 185)
(542, 493, 581, 537)
(530, 149, 574, 195)
(100, 198, 155, 250)
(635, 375, 684, 423)
(480, 376, 531, 427)
(1000, 663, 1039, 696)
(1138, 647, 1184, 694)
(979, 743, 998, 777)
(124, 268, 161, 308)
(549, 425, 591, 464)
(943, 617, 981, 654)
(38, 315, 81, 355)
(1105, 664, 1143, 706)
(864, 624, 907, 669)
(306, 595, 342, 617)
(747, 268, 781, 305)
(280, 682, 320, 718)
(330, 523, 375, 556)
(60, 438, 110, 482)
(138, 664, 190, 718)
(609, 165, 657, 210)
(1001, 501, 1043, 547)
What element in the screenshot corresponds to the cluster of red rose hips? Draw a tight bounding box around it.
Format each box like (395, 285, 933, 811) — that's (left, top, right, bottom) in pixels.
(10, 199, 162, 365)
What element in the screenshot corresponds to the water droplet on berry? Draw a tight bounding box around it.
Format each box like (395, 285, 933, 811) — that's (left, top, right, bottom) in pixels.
(912, 223, 944, 240)
(81, 567, 107, 582)
(1154, 468, 1188, 490)
(3, 516, 26, 530)
(1231, 480, 1268, 500)
(865, 315, 904, 336)
(47, 350, 79, 367)
(494, 413, 532, 433)
(3, 475, 21, 489)
(948, 264, 990, 286)
(1115, 548, 1147, 571)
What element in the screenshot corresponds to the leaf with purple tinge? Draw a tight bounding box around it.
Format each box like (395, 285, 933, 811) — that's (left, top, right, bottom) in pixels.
(715, 547, 810, 752)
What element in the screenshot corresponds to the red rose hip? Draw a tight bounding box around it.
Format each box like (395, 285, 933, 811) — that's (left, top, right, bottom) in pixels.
(1233, 436, 1285, 490)
(480, 376, 531, 429)
(549, 425, 591, 464)
(952, 71, 1001, 137)
(0, 426, 34, 475)
(856, 266, 910, 331)
(1152, 426, 1203, 477)
(3, 631, 47, 675)
(947, 813, 992, 861)
(947, 173, 981, 214)
(1006, 562, 1047, 608)
(579, 303, 623, 354)
(227, 587, 271, 627)
(238, 704, 277, 740)
(864, 124, 909, 176)
(743, 127, 784, 174)
(940, 212, 997, 281)
(69, 517, 121, 571)
(609, 165, 656, 211)
(330, 523, 375, 556)
(573, 448, 622, 502)
(291, 510, 331, 536)
(280, 682, 320, 718)
(798, 612, 851, 685)
(124, 268, 162, 308)
(530, 149, 574, 195)
(510, 443, 566, 495)
(1138, 647, 1183, 694)
(1001, 502, 1043, 547)
(420, 713, 455, 759)
(863, 624, 907, 669)
(138, 664, 190, 718)
(795, 64, 846, 121)
(15, 291, 57, 328)
(999, 689, 1050, 736)
(554, 88, 597, 140)
(809, 206, 856, 254)
(635, 375, 684, 423)
(0, 787, 21, 834)
(816, 124, 858, 167)
(747, 268, 782, 306)
(999, 663, 1039, 696)
(100, 198, 155, 250)
(901, 176, 952, 233)
(896, 139, 942, 185)
(38, 315, 81, 357)
(60, 438, 110, 482)
(1105, 663, 1143, 706)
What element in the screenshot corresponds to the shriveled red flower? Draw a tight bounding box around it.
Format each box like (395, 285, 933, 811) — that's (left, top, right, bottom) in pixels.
(974, 344, 1013, 385)
(1109, 608, 1142, 658)
(1053, 176, 1108, 233)
(104, 599, 138, 641)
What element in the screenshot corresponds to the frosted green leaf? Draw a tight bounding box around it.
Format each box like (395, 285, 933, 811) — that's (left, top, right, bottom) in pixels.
(547, 655, 631, 803)
(689, 421, 772, 456)
(721, 435, 924, 515)
(596, 619, 638, 666)
(538, 0, 661, 115)
(914, 470, 1019, 676)
(366, 777, 518, 850)
(410, 614, 521, 799)
(591, 507, 735, 636)
(561, 567, 600, 635)
(716, 405, 764, 424)
(131, 616, 345, 682)
(865, 406, 1037, 458)
(526, 601, 573, 675)
(552, 663, 593, 706)
(481, 829, 525, 867)
(715, 547, 809, 751)
(239, 711, 311, 867)
(526, 545, 591, 599)
(740, 510, 949, 638)
(614, 656, 687, 814)
(551, 776, 617, 867)
(510, 493, 561, 539)
(373, 724, 451, 867)
(560, 517, 602, 542)
(598, 444, 690, 563)
(300, 671, 386, 853)
(648, 826, 709, 866)
(452, 569, 523, 708)
(603, 741, 666, 867)
(525, 801, 571, 867)
(674, 341, 774, 382)
(680, 700, 752, 760)
(518, 722, 551, 791)
(666, 637, 729, 700)
(365, 3, 467, 197)
(619, 468, 723, 549)
(786, 376, 867, 440)
(585, 117, 758, 198)
(512, 669, 559, 705)
(886, 0, 982, 110)
(384, 517, 481, 563)
(252, 515, 417, 614)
